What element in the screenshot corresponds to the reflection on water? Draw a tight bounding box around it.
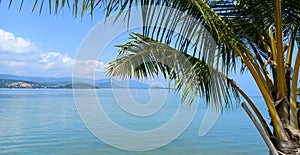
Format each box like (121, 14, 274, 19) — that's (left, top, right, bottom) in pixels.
(0, 89, 268, 154)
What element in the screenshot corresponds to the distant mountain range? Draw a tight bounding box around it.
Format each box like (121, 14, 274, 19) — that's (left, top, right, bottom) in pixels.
(0, 74, 72, 84)
(0, 74, 153, 89)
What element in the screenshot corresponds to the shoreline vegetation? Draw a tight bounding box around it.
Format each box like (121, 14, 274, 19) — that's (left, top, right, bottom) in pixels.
(0, 79, 97, 89)
(0, 74, 167, 89)
(0, 79, 167, 89)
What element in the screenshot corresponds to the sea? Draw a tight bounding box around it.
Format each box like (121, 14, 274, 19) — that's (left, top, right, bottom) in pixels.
(0, 89, 269, 154)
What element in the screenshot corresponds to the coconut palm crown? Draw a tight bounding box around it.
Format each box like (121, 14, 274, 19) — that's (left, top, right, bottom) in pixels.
(5, 0, 300, 154)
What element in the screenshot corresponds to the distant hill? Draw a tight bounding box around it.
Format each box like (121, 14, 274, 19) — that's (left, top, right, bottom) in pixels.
(95, 79, 150, 88)
(0, 79, 97, 89)
(0, 79, 38, 88)
(0, 74, 72, 84)
(0, 74, 153, 89)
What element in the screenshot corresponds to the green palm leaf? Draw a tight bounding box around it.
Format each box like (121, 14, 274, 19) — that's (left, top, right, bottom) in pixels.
(5, 0, 300, 153)
(107, 33, 240, 109)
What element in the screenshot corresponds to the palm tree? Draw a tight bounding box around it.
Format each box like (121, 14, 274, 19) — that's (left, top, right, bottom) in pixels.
(6, 0, 300, 154)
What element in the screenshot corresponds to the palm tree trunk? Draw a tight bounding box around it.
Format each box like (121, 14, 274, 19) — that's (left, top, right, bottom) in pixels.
(266, 99, 300, 154)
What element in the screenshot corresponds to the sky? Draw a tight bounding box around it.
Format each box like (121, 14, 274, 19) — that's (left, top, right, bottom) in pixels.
(0, 1, 110, 78)
(0, 1, 258, 91)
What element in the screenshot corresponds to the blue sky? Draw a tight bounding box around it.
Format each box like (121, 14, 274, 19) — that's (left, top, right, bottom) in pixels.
(0, 1, 110, 78)
(0, 1, 105, 58)
(0, 1, 258, 91)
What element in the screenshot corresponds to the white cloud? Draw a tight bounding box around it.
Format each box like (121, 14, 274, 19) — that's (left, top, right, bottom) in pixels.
(0, 29, 108, 79)
(38, 52, 108, 78)
(0, 29, 38, 53)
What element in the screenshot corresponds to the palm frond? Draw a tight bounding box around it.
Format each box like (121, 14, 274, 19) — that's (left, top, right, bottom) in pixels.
(107, 33, 240, 109)
(17, 0, 249, 73)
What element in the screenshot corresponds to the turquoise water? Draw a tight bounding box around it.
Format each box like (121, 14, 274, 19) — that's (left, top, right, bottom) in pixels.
(0, 89, 268, 154)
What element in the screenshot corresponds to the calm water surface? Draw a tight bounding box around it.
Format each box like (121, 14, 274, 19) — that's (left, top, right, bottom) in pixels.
(0, 89, 268, 154)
